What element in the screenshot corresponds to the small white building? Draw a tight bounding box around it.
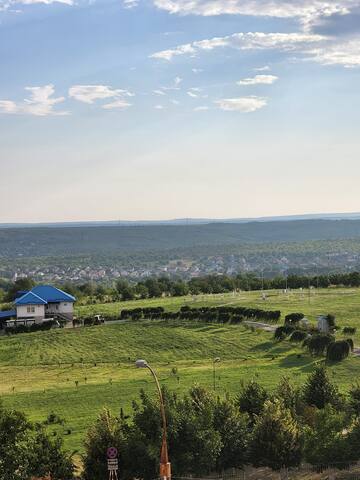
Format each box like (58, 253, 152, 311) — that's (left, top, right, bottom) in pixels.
(10, 285, 76, 326)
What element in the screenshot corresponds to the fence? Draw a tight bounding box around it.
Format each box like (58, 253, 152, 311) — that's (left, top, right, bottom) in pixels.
(169, 462, 360, 480)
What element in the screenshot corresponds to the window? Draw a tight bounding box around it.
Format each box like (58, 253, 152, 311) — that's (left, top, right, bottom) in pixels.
(27, 306, 35, 313)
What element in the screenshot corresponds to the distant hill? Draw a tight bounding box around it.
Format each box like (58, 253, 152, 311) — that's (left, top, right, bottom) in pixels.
(2, 218, 360, 258)
(1, 211, 360, 229)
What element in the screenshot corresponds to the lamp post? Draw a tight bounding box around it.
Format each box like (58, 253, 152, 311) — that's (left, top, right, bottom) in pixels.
(135, 360, 171, 480)
(213, 357, 221, 391)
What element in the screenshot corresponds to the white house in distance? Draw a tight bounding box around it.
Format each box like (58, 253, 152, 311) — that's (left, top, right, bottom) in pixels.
(2, 285, 76, 327)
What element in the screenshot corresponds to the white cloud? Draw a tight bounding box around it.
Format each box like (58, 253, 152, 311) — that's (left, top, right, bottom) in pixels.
(254, 65, 270, 71)
(154, 104, 165, 109)
(69, 85, 133, 104)
(170, 99, 180, 105)
(187, 90, 198, 97)
(192, 68, 203, 73)
(237, 74, 278, 85)
(102, 99, 132, 109)
(308, 37, 360, 67)
(0, 84, 68, 116)
(152, 0, 358, 31)
(215, 96, 267, 112)
(153, 89, 167, 96)
(0, 0, 73, 9)
(123, 0, 138, 8)
(150, 31, 325, 61)
(194, 105, 209, 111)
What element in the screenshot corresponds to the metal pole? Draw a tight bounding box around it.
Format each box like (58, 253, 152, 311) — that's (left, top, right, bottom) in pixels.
(213, 361, 216, 391)
(146, 364, 171, 480)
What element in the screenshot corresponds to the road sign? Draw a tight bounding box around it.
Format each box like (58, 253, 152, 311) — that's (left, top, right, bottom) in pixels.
(108, 459, 118, 472)
(107, 447, 118, 459)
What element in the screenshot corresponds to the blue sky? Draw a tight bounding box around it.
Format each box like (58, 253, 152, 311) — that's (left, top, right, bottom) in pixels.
(0, 0, 360, 222)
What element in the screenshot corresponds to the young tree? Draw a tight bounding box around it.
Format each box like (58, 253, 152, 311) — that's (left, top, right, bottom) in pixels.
(303, 405, 349, 467)
(237, 380, 268, 419)
(83, 409, 125, 480)
(248, 399, 302, 470)
(303, 366, 339, 409)
(213, 397, 250, 470)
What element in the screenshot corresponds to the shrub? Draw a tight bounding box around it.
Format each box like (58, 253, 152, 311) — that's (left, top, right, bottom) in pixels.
(289, 330, 307, 342)
(305, 334, 335, 356)
(327, 341, 350, 361)
(274, 325, 295, 341)
(343, 326, 357, 335)
(285, 313, 305, 325)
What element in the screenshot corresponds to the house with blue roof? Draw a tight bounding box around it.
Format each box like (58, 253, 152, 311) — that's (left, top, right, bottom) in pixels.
(6, 285, 76, 326)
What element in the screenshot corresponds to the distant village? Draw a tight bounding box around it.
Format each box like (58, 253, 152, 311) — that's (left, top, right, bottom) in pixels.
(4, 249, 360, 284)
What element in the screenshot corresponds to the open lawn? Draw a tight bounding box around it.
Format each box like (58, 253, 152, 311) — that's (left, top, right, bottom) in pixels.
(1, 287, 360, 454)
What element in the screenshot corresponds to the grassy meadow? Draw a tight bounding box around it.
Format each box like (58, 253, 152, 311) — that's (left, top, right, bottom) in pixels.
(1, 287, 360, 454)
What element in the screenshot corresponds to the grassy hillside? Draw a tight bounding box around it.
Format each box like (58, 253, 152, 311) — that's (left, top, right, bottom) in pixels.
(1, 288, 360, 453)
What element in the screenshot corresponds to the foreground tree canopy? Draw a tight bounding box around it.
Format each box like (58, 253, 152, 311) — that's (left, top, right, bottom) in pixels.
(83, 367, 360, 480)
(0, 403, 73, 480)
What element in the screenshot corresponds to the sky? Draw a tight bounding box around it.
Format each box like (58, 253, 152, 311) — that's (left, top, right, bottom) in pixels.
(0, 0, 360, 222)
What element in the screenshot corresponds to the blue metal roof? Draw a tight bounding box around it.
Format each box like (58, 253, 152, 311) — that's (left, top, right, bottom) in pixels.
(31, 285, 76, 303)
(0, 310, 16, 319)
(15, 291, 48, 305)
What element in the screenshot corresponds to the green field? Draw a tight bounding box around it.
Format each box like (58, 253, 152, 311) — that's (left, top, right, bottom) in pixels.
(1, 288, 360, 454)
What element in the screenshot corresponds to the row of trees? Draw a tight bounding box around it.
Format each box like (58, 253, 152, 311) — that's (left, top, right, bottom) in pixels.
(119, 305, 281, 323)
(83, 367, 360, 479)
(3, 271, 360, 305)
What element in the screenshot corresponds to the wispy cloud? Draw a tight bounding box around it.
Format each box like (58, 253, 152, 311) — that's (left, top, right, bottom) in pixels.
(150, 32, 325, 61)
(102, 99, 132, 109)
(237, 74, 278, 85)
(123, 0, 139, 8)
(68, 85, 133, 104)
(0, 85, 68, 116)
(215, 96, 267, 112)
(194, 105, 209, 111)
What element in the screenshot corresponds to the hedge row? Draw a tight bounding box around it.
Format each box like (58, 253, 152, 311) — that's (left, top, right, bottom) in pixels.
(119, 305, 281, 324)
(4, 320, 60, 335)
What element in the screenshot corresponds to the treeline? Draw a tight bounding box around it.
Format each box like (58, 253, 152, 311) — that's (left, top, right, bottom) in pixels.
(119, 305, 281, 323)
(3, 271, 360, 306)
(84, 367, 360, 480)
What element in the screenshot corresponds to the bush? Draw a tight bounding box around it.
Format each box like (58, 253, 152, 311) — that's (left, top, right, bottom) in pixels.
(343, 326, 357, 335)
(327, 341, 350, 361)
(289, 330, 307, 342)
(304, 334, 335, 356)
(274, 325, 295, 341)
(285, 313, 305, 325)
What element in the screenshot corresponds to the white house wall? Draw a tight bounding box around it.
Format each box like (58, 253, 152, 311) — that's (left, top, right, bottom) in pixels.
(16, 304, 45, 321)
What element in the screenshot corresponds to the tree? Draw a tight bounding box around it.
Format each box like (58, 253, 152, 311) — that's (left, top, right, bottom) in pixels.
(83, 409, 125, 480)
(303, 366, 339, 409)
(213, 397, 250, 470)
(5, 278, 35, 302)
(248, 399, 302, 470)
(303, 405, 349, 467)
(0, 402, 73, 480)
(275, 377, 299, 414)
(237, 380, 268, 419)
(349, 384, 360, 417)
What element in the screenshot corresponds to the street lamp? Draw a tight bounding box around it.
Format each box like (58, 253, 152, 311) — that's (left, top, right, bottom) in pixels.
(213, 357, 221, 391)
(135, 360, 171, 480)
